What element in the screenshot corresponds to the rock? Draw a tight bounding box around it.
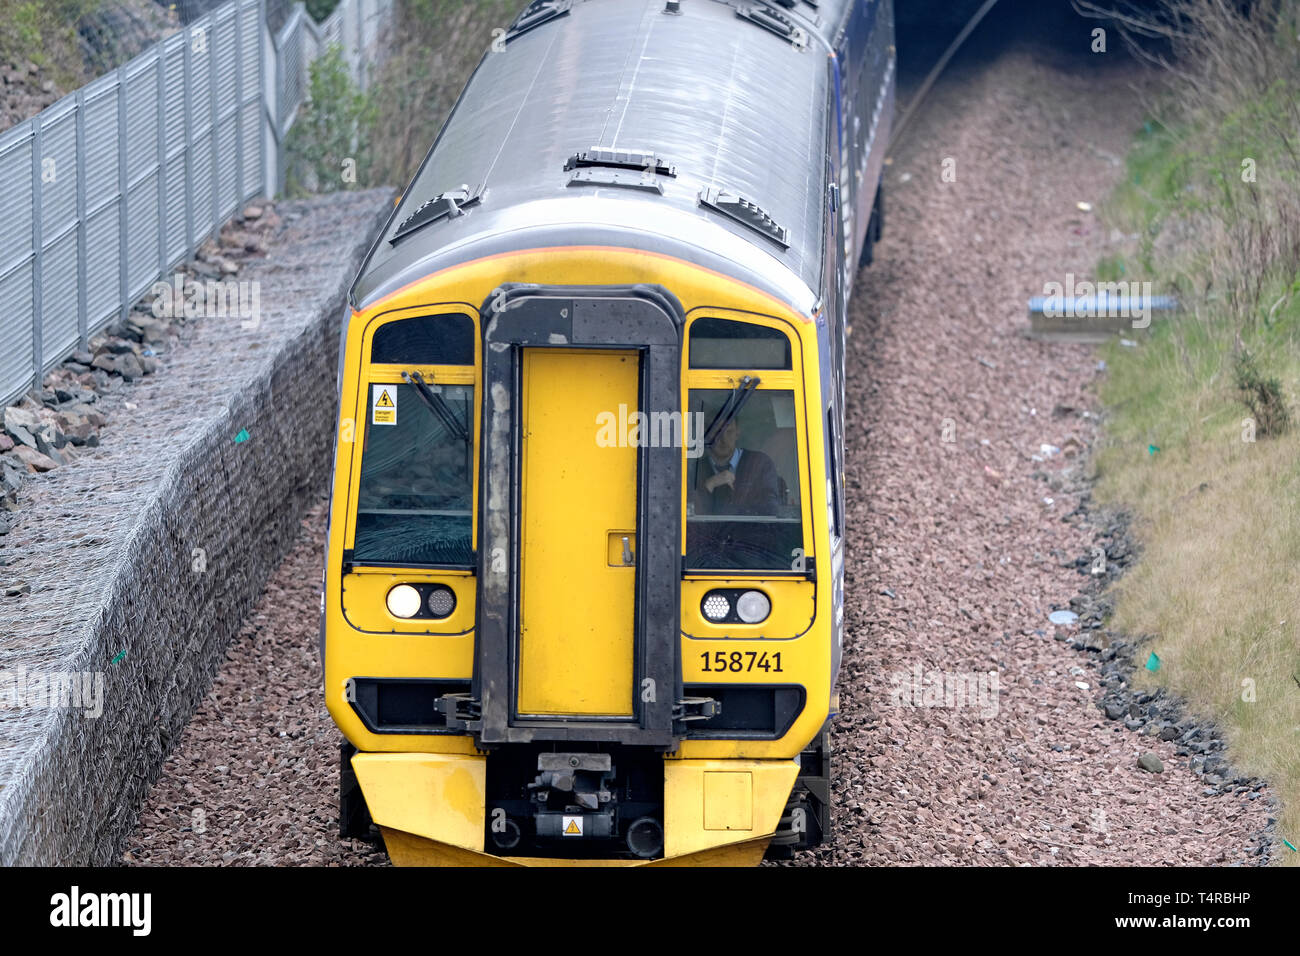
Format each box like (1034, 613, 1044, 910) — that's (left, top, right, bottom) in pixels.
(33, 430, 64, 462)
(139, 355, 161, 375)
(4, 582, 30, 597)
(71, 350, 94, 365)
(116, 351, 144, 381)
(54, 410, 96, 445)
(1137, 752, 1164, 773)
(10, 445, 58, 471)
(1159, 725, 1180, 741)
(92, 351, 144, 381)
(243, 204, 263, 219)
(4, 405, 41, 434)
(0, 434, 10, 452)
(1104, 701, 1126, 720)
(6, 423, 37, 450)
(94, 336, 136, 356)
(128, 316, 170, 345)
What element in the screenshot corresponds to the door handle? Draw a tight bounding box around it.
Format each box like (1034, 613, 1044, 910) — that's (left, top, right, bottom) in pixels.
(621, 536, 634, 566)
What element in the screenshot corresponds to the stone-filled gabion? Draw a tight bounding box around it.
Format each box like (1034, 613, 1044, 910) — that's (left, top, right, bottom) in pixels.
(0, 190, 392, 865)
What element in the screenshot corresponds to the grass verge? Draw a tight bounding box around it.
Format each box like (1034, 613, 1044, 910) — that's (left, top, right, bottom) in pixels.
(1094, 0, 1300, 863)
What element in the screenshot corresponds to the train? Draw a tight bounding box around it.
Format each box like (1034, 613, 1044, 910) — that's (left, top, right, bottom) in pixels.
(321, 0, 894, 865)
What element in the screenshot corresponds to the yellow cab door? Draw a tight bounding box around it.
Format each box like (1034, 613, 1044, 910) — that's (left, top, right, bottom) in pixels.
(516, 349, 638, 717)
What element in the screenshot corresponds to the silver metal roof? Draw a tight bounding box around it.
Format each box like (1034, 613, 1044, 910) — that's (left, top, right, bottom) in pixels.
(353, 0, 848, 315)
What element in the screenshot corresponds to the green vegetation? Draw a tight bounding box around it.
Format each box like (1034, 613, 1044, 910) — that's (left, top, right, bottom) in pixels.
(0, 0, 104, 86)
(286, 0, 520, 194)
(305, 0, 343, 19)
(1094, 0, 1300, 864)
(284, 44, 375, 196)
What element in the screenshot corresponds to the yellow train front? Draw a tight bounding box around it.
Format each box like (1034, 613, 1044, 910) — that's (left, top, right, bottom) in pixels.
(322, 0, 893, 865)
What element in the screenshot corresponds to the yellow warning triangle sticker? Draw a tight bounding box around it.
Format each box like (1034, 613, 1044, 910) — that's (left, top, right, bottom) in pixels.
(564, 819, 581, 835)
(375, 390, 395, 407)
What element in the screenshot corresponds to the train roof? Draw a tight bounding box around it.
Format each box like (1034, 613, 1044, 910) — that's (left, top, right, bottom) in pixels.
(351, 0, 855, 317)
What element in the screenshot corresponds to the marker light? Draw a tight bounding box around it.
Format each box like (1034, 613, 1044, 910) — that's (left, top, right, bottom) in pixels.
(702, 593, 730, 621)
(426, 585, 456, 618)
(736, 590, 771, 624)
(386, 584, 422, 619)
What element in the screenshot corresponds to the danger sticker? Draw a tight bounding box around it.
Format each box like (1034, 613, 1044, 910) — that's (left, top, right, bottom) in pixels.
(372, 384, 397, 425)
(562, 816, 583, 837)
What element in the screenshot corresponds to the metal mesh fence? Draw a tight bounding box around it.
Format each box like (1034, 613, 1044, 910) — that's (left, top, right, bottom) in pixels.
(0, 0, 391, 406)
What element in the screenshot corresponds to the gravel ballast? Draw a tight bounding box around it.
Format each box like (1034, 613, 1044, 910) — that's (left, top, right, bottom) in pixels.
(799, 41, 1273, 864)
(127, 34, 1274, 866)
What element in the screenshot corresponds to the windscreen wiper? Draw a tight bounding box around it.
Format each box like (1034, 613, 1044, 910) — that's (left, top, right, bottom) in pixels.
(703, 375, 761, 447)
(402, 370, 469, 442)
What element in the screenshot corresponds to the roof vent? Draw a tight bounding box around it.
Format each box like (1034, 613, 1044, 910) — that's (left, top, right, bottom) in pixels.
(506, 0, 572, 42)
(390, 184, 483, 244)
(698, 186, 789, 249)
(735, 2, 807, 47)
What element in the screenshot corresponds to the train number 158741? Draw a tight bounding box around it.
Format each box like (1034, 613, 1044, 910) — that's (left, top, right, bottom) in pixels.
(699, 650, 783, 673)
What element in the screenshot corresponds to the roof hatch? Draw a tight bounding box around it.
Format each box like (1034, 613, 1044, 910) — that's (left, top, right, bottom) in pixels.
(564, 148, 677, 193)
(734, 2, 808, 47)
(506, 0, 572, 43)
(698, 186, 790, 249)
(390, 184, 483, 245)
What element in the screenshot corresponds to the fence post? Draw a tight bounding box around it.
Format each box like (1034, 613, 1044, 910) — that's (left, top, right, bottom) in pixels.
(30, 121, 44, 396)
(156, 50, 168, 277)
(183, 30, 196, 256)
(75, 89, 89, 351)
(356, 0, 365, 85)
(274, 25, 285, 198)
(208, 17, 221, 244)
(235, 0, 246, 206)
(116, 65, 130, 324)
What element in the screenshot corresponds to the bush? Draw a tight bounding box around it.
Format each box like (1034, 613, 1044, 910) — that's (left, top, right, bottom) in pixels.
(1233, 348, 1290, 438)
(283, 44, 374, 196)
(363, 0, 521, 187)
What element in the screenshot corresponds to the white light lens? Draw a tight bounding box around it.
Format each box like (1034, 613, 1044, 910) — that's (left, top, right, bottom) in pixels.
(702, 593, 730, 621)
(386, 584, 422, 618)
(736, 590, 771, 624)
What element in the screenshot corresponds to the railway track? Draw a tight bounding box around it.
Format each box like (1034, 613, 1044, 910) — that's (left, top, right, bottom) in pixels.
(125, 5, 1272, 867)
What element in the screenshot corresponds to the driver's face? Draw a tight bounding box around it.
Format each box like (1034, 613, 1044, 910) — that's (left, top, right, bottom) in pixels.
(710, 419, 740, 460)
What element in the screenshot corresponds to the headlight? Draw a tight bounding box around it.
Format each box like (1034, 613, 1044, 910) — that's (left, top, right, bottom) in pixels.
(702, 593, 731, 621)
(735, 590, 771, 624)
(386, 584, 422, 618)
(701, 588, 771, 625)
(426, 585, 456, 618)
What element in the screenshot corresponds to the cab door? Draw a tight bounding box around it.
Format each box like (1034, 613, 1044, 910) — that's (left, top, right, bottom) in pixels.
(517, 349, 638, 716)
